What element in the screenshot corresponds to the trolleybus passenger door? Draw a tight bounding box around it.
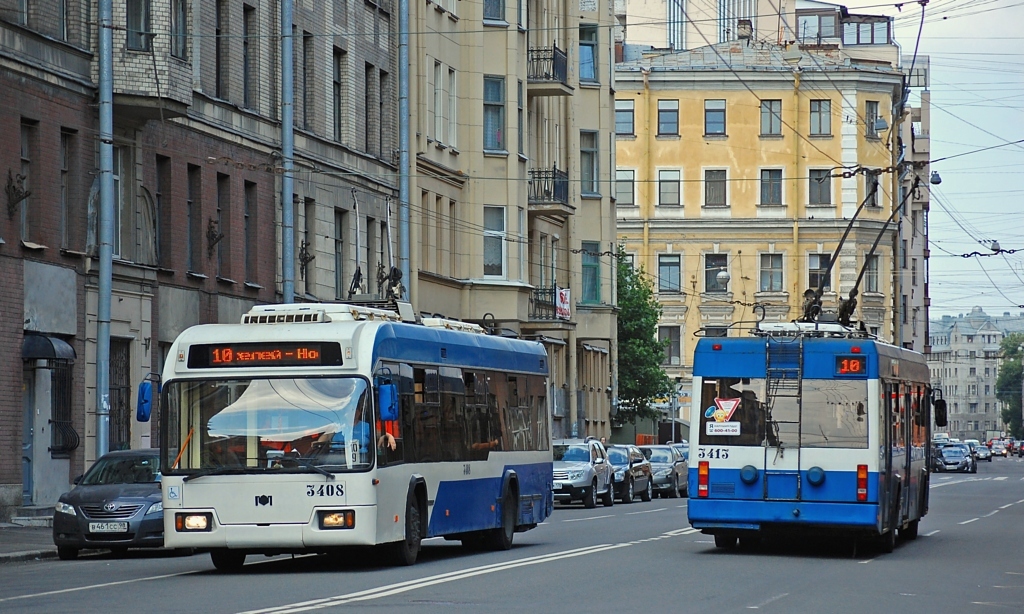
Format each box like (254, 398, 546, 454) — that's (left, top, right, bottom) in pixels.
(763, 338, 803, 501)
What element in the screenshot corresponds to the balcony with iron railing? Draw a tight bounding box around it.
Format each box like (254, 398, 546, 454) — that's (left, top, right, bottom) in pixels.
(526, 285, 573, 330)
(528, 166, 574, 217)
(527, 44, 573, 96)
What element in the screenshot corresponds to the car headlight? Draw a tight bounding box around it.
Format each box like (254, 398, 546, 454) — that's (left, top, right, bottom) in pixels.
(655, 469, 671, 477)
(146, 502, 163, 515)
(568, 470, 585, 481)
(55, 501, 76, 516)
(614, 470, 625, 481)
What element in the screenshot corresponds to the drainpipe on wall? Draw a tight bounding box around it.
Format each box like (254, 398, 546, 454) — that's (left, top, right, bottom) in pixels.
(281, 0, 295, 303)
(96, 0, 114, 458)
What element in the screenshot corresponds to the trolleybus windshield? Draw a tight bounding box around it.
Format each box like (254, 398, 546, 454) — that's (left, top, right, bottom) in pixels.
(163, 377, 380, 473)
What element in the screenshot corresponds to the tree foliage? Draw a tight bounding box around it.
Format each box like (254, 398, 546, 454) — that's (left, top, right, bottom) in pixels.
(996, 333, 1024, 438)
(615, 247, 673, 424)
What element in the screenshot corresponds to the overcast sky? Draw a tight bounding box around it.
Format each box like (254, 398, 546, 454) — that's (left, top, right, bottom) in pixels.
(843, 0, 1024, 319)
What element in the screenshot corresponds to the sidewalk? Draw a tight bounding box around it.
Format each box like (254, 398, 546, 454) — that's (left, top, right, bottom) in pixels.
(0, 524, 57, 563)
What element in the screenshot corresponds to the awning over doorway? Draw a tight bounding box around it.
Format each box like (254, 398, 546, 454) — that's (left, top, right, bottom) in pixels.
(22, 335, 76, 361)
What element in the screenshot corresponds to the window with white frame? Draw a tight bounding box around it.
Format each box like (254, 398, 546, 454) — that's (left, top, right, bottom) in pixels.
(760, 100, 782, 135)
(433, 61, 444, 141)
(865, 100, 880, 138)
(865, 170, 880, 207)
(448, 69, 458, 148)
(809, 169, 831, 205)
(759, 253, 783, 292)
(659, 326, 681, 365)
(809, 253, 831, 290)
(582, 241, 600, 303)
(127, 0, 151, 51)
(615, 170, 635, 205)
(704, 170, 727, 207)
(760, 169, 783, 205)
(659, 170, 680, 206)
(659, 254, 681, 293)
(580, 131, 599, 194)
(579, 26, 598, 83)
(483, 206, 506, 277)
(517, 80, 524, 155)
(705, 253, 728, 292)
(615, 100, 634, 135)
(658, 100, 679, 135)
(704, 99, 726, 135)
(809, 99, 831, 135)
(864, 254, 879, 292)
(483, 76, 505, 151)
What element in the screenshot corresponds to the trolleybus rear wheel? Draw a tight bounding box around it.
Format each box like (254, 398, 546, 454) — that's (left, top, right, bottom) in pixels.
(714, 534, 737, 549)
(900, 519, 919, 541)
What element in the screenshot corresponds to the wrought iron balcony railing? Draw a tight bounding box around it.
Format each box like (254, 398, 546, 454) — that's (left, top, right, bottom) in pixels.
(530, 286, 558, 320)
(528, 44, 569, 87)
(529, 166, 569, 206)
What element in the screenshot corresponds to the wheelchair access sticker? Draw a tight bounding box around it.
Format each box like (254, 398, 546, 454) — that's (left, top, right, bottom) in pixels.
(705, 398, 741, 436)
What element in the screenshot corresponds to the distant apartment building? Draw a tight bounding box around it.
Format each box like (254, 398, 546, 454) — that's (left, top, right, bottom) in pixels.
(929, 308, 1024, 441)
(614, 5, 907, 415)
(409, 0, 619, 439)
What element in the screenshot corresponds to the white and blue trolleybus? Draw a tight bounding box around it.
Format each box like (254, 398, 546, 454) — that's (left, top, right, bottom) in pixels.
(688, 321, 945, 552)
(155, 302, 553, 570)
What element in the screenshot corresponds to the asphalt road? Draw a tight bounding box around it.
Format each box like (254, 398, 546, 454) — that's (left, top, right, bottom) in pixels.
(4, 457, 1024, 613)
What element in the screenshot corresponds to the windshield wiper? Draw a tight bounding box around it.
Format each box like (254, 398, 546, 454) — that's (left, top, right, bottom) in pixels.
(183, 467, 246, 482)
(290, 457, 335, 480)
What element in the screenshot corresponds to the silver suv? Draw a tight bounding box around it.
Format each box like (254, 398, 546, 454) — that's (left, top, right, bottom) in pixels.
(552, 439, 614, 508)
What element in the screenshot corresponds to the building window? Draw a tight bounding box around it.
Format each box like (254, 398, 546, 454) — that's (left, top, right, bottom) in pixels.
(759, 254, 783, 292)
(579, 26, 598, 83)
(483, 206, 506, 277)
(864, 255, 878, 292)
(60, 131, 72, 249)
(616, 170, 635, 205)
(216, 174, 230, 278)
(660, 326, 681, 366)
(448, 69, 458, 149)
(704, 100, 726, 135)
(760, 169, 783, 205)
(865, 100, 880, 138)
(658, 254, 681, 294)
(243, 6, 256, 108)
(809, 253, 831, 290)
(113, 147, 126, 258)
(127, 0, 151, 51)
(615, 100, 634, 135)
(186, 165, 201, 272)
(704, 170, 727, 207)
(379, 70, 388, 156)
(809, 169, 831, 205)
(433, 61, 443, 140)
(483, 76, 505, 151)
(215, 0, 228, 98)
(244, 182, 257, 283)
(19, 121, 32, 241)
(517, 80, 524, 155)
(705, 253, 728, 293)
(171, 0, 188, 59)
(901, 295, 908, 324)
(901, 240, 907, 268)
(517, 0, 525, 27)
(334, 49, 347, 142)
(704, 327, 728, 338)
(658, 100, 679, 135)
(483, 0, 504, 21)
(797, 12, 836, 41)
(658, 170, 680, 206)
(303, 32, 314, 130)
(865, 170, 880, 207)
(809, 99, 831, 135)
(760, 100, 782, 135)
(912, 258, 918, 286)
(843, 19, 889, 45)
(582, 241, 600, 303)
(156, 155, 170, 266)
(303, 198, 316, 291)
(333, 209, 345, 297)
(580, 131, 599, 194)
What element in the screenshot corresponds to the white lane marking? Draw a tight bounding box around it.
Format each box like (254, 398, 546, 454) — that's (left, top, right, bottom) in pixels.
(1000, 503, 1015, 509)
(1016, 499, 1024, 504)
(994, 477, 1008, 481)
(0, 570, 199, 603)
(239, 543, 631, 614)
(677, 504, 688, 508)
(984, 510, 1001, 518)
(665, 528, 698, 536)
(858, 559, 875, 564)
(626, 507, 667, 516)
(562, 514, 613, 523)
(746, 593, 790, 609)
(924, 530, 941, 537)
(959, 518, 979, 525)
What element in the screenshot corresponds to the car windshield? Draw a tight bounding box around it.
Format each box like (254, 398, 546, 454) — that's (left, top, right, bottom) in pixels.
(164, 377, 377, 473)
(941, 448, 965, 458)
(607, 448, 629, 465)
(644, 449, 674, 463)
(554, 444, 590, 462)
(81, 456, 160, 485)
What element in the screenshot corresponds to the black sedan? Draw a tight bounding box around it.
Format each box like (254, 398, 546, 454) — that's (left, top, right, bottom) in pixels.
(52, 449, 164, 560)
(935, 445, 973, 473)
(607, 444, 653, 503)
(639, 445, 688, 498)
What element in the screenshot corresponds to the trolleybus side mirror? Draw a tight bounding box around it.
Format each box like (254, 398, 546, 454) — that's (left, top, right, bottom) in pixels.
(379, 383, 399, 422)
(933, 399, 948, 428)
(136, 380, 154, 423)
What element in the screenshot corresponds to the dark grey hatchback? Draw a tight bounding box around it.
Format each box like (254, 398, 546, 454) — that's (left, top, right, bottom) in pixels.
(52, 449, 163, 560)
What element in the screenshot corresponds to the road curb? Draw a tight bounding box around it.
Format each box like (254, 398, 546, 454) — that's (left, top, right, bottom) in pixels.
(0, 549, 58, 564)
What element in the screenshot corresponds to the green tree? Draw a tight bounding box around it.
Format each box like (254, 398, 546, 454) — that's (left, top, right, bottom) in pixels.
(997, 333, 1024, 439)
(615, 247, 673, 424)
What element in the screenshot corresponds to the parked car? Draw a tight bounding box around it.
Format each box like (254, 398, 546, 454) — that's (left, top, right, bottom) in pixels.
(639, 445, 688, 498)
(936, 445, 974, 473)
(552, 439, 615, 508)
(606, 445, 653, 503)
(670, 442, 689, 462)
(52, 449, 164, 560)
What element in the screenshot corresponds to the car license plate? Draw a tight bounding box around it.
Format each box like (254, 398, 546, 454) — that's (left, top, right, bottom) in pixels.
(89, 522, 128, 533)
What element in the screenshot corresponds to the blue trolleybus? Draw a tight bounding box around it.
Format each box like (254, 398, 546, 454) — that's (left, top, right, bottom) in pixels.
(156, 302, 552, 570)
(688, 322, 942, 552)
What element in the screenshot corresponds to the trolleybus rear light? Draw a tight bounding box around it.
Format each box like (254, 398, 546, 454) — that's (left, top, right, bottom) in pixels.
(856, 464, 868, 502)
(698, 461, 709, 498)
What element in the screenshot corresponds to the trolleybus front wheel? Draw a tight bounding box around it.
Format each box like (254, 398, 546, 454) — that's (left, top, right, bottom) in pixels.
(483, 487, 517, 551)
(210, 549, 246, 572)
(391, 495, 422, 566)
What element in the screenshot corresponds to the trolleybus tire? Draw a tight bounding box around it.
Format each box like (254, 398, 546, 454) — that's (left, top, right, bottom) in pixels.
(878, 529, 896, 553)
(391, 495, 423, 565)
(584, 481, 598, 509)
(483, 488, 517, 551)
(621, 478, 634, 504)
(714, 534, 737, 549)
(57, 546, 78, 561)
(739, 535, 761, 550)
(640, 479, 653, 502)
(210, 549, 246, 572)
(900, 519, 919, 541)
(601, 480, 615, 507)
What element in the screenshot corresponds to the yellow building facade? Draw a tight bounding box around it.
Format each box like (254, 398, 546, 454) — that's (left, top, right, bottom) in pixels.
(615, 38, 904, 407)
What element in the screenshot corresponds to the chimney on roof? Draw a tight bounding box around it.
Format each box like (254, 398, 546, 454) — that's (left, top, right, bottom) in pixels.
(737, 19, 753, 40)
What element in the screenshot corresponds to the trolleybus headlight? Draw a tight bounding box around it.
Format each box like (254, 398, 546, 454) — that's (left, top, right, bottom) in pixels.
(319, 510, 356, 530)
(175, 512, 212, 531)
(739, 465, 759, 485)
(806, 466, 826, 486)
